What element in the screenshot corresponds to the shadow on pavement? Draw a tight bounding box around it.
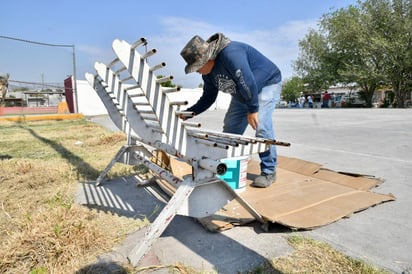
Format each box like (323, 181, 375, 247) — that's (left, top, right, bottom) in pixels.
(76, 176, 289, 273)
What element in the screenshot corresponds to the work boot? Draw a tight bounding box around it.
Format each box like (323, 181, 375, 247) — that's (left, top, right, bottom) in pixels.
(251, 172, 276, 188)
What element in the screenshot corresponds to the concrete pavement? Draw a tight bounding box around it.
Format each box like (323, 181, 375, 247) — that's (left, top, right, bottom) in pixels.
(273, 108, 412, 274)
(84, 108, 412, 273)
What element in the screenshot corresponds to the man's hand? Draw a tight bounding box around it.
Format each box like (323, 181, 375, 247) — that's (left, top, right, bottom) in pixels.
(178, 112, 195, 120)
(247, 112, 259, 130)
(178, 114, 188, 121)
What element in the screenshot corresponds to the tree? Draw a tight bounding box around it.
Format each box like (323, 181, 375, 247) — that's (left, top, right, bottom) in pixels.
(282, 77, 305, 103)
(380, 0, 412, 107)
(294, 0, 412, 108)
(326, 3, 389, 107)
(294, 29, 337, 92)
(156, 75, 176, 88)
(0, 73, 9, 105)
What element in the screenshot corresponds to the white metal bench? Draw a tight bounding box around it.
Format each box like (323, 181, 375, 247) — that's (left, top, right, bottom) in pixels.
(85, 37, 289, 266)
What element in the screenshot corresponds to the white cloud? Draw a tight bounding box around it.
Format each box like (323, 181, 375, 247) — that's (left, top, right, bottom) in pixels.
(153, 17, 318, 86)
(78, 17, 318, 88)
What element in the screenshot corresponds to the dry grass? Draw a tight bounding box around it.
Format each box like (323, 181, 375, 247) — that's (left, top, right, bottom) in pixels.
(269, 234, 390, 274)
(0, 119, 144, 273)
(0, 119, 391, 274)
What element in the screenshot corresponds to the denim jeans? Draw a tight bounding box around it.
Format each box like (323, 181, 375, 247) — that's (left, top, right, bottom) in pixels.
(223, 83, 281, 174)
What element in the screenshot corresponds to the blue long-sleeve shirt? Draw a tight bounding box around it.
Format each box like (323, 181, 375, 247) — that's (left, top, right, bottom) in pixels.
(187, 41, 281, 115)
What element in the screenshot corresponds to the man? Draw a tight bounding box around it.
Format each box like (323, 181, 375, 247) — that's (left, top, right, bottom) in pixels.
(322, 91, 331, 108)
(180, 33, 282, 188)
(307, 95, 314, 108)
(298, 92, 306, 108)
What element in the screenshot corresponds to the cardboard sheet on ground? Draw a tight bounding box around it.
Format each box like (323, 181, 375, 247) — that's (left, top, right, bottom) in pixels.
(163, 155, 395, 231)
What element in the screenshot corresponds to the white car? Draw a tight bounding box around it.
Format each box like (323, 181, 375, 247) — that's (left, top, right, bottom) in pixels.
(276, 100, 288, 108)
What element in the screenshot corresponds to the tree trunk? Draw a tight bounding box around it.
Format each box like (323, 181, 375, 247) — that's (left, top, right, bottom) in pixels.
(394, 89, 405, 108)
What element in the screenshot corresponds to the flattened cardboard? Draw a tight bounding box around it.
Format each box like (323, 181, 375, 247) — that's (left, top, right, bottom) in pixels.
(163, 155, 395, 231)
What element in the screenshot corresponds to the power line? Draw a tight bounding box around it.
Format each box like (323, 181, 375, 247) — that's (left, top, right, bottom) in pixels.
(0, 35, 73, 48)
(9, 79, 64, 90)
(0, 34, 79, 112)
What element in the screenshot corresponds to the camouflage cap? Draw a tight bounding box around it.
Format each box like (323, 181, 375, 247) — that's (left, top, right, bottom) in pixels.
(180, 35, 214, 74)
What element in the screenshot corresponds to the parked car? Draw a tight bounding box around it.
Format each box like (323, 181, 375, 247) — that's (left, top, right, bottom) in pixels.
(333, 93, 366, 108)
(276, 100, 288, 108)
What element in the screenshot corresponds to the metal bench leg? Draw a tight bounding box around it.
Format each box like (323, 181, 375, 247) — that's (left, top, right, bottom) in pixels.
(96, 145, 130, 186)
(128, 177, 196, 266)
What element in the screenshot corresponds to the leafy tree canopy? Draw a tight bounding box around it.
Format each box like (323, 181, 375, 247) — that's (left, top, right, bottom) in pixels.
(294, 0, 412, 107)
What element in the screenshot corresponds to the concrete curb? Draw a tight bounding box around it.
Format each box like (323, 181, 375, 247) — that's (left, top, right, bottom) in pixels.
(0, 113, 84, 122)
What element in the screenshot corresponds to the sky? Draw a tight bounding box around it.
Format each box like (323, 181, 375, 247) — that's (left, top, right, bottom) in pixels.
(0, 0, 358, 89)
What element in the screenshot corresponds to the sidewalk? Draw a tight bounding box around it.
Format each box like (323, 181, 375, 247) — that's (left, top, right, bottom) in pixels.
(87, 108, 412, 273)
